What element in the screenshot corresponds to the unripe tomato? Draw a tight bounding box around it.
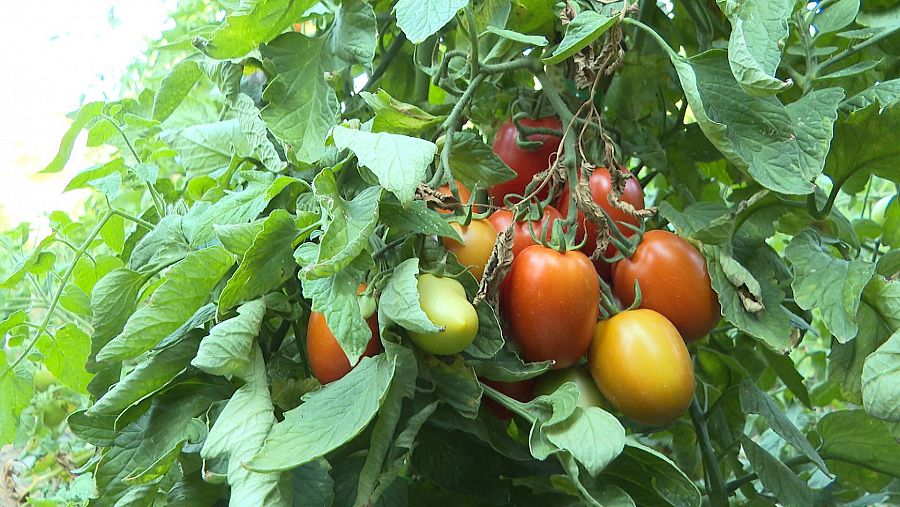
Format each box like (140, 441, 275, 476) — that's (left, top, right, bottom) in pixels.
(482, 378, 536, 420)
(535, 367, 606, 409)
(408, 274, 479, 355)
(503, 246, 599, 368)
(33, 367, 58, 392)
(612, 230, 720, 342)
(589, 309, 694, 426)
(487, 206, 562, 257)
(307, 286, 382, 384)
(443, 219, 497, 280)
(489, 117, 563, 205)
(557, 167, 645, 279)
(436, 180, 474, 214)
(42, 400, 70, 428)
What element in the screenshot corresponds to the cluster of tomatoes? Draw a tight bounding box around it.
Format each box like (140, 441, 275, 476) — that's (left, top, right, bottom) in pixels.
(306, 117, 721, 428)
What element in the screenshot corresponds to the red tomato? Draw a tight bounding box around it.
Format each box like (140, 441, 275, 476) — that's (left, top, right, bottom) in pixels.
(307, 286, 382, 384)
(436, 180, 474, 214)
(503, 246, 600, 368)
(443, 219, 498, 279)
(558, 167, 645, 279)
(612, 230, 720, 342)
(487, 205, 562, 256)
(482, 378, 537, 420)
(489, 117, 563, 205)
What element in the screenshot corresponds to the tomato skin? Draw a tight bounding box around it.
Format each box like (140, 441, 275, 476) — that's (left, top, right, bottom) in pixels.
(535, 367, 606, 409)
(443, 219, 497, 280)
(503, 246, 599, 368)
(436, 180, 474, 214)
(487, 206, 562, 257)
(408, 274, 479, 355)
(307, 311, 381, 385)
(489, 117, 563, 205)
(612, 230, 720, 342)
(588, 309, 694, 426)
(482, 378, 536, 419)
(557, 167, 645, 279)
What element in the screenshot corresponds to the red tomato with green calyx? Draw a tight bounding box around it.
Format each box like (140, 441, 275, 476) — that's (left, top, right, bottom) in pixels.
(488, 205, 562, 257)
(503, 246, 600, 369)
(612, 230, 720, 342)
(489, 117, 563, 205)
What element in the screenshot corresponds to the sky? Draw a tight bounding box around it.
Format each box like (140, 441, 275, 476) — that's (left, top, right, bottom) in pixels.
(0, 1, 176, 229)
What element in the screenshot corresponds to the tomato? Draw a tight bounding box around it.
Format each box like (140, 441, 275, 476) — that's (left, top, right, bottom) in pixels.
(443, 219, 497, 280)
(535, 367, 606, 409)
(503, 246, 599, 368)
(612, 230, 720, 342)
(489, 117, 563, 205)
(557, 167, 645, 279)
(42, 400, 70, 428)
(488, 205, 562, 257)
(588, 309, 694, 426)
(33, 367, 58, 392)
(408, 274, 479, 355)
(307, 286, 382, 384)
(436, 180, 474, 214)
(482, 378, 536, 420)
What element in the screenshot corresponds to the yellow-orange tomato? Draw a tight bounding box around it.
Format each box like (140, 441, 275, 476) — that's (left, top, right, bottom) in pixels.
(588, 309, 694, 426)
(443, 219, 497, 279)
(307, 285, 381, 384)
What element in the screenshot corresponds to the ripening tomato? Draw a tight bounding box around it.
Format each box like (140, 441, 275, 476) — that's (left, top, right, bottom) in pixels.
(443, 219, 497, 280)
(612, 230, 720, 342)
(503, 246, 599, 368)
(489, 117, 563, 205)
(436, 180, 474, 214)
(307, 286, 382, 384)
(408, 274, 479, 355)
(488, 206, 562, 257)
(588, 309, 694, 426)
(557, 167, 645, 279)
(482, 378, 536, 420)
(535, 367, 606, 409)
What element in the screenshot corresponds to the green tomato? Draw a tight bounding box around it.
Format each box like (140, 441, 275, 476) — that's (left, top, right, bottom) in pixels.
(535, 367, 607, 409)
(408, 274, 478, 355)
(33, 367, 58, 392)
(42, 400, 69, 428)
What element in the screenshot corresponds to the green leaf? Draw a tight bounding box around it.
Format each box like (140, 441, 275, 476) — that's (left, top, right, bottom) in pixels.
(601, 442, 702, 507)
(395, 0, 468, 43)
(0, 311, 27, 338)
(65, 158, 128, 192)
(304, 172, 381, 279)
(816, 58, 884, 81)
(420, 354, 483, 419)
(761, 346, 812, 409)
(379, 258, 440, 334)
(447, 131, 517, 189)
(297, 249, 372, 364)
(544, 406, 626, 475)
(96, 247, 234, 362)
(718, 0, 793, 95)
(260, 33, 339, 164)
(785, 229, 876, 343)
(215, 219, 266, 256)
(162, 120, 249, 178)
(824, 103, 900, 195)
(324, 0, 377, 71)
(152, 60, 202, 122)
(667, 50, 843, 194)
(379, 198, 462, 240)
(202, 346, 289, 505)
(658, 200, 734, 245)
(814, 0, 860, 33)
(1, 351, 33, 444)
(100, 213, 126, 253)
(485, 26, 548, 46)
(543, 11, 616, 65)
(201, 60, 242, 104)
(842, 78, 900, 110)
(128, 215, 191, 272)
(739, 380, 829, 473)
(290, 461, 334, 507)
(819, 409, 900, 479)
(40, 102, 105, 173)
(89, 268, 148, 365)
(361, 89, 444, 134)
(233, 94, 287, 173)
(862, 329, 900, 422)
(193, 300, 266, 378)
(332, 126, 437, 207)
(198, 0, 318, 59)
(742, 437, 813, 506)
(247, 354, 395, 472)
(219, 210, 308, 312)
(36, 325, 93, 394)
(0, 234, 56, 289)
(469, 345, 552, 382)
(89, 332, 202, 416)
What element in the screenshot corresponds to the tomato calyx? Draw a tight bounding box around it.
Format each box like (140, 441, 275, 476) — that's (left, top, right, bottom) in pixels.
(512, 112, 564, 150)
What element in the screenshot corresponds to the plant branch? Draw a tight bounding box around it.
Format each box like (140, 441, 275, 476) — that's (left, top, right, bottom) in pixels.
(690, 396, 728, 507)
(113, 209, 155, 230)
(464, 4, 479, 79)
(429, 72, 486, 187)
(726, 455, 811, 494)
(102, 115, 166, 216)
(361, 32, 407, 93)
(817, 25, 900, 75)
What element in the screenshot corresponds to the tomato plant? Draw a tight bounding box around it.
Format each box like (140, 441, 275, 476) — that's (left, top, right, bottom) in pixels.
(1, 0, 898, 505)
(503, 246, 599, 368)
(612, 230, 721, 342)
(482, 378, 536, 420)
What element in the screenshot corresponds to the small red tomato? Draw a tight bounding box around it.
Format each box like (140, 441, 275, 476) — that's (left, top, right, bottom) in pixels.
(489, 117, 563, 205)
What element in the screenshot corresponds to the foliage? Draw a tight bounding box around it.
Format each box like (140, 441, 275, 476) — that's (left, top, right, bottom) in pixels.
(1, 0, 899, 505)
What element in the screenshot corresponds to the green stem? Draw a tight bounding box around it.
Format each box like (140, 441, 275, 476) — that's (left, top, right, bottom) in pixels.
(816, 25, 900, 76)
(621, 18, 679, 60)
(113, 209, 155, 230)
(361, 32, 407, 93)
(0, 209, 114, 382)
(480, 383, 535, 421)
(464, 4, 479, 80)
(632, 0, 657, 54)
(103, 115, 166, 216)
(430, 73, 486, 187)
(481, 57, 540, 75)
(690, 397, 728, 507)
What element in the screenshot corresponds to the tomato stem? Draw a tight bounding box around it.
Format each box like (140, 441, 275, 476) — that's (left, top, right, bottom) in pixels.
(480, 382, 536, 422)
(689, 396, 728, 507)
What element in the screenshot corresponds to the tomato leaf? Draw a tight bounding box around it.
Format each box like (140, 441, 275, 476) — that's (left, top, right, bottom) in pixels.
(162, 120, 250, 178)
(380, 197, 462, 241)
(447, 131, 516, 190)
(361, 89, 445, 134)
(193, 300, 267, 378)
(233, 94, 287, 173)
(862, 329, 900, 423)
(470, 345, 552, 382)
(36, 325, 93, 394)
(742, 437, 813, 505)
(324, 0, 377, 71)
(152, 60, 202, 122)
(824, 102, 900, 195)
(0, 351, 33, 445)
(214, 219, 266, 257)
(394, 0, 467, 43)
(40, 101, 106, 173)
(419, 354, 482, 419)
(544, 406, 626, 476)
(485, 26, 548, 46)
(379, 258, 440, 334)
(89, 268, 149, 367)
(818, 410, 900, 479)
(719, 0, 793, 95)
(197, 0, 318, 59)
(813, 0, 860, 33)
(601, 442, 702, 507)
(543, 11, 616, 65)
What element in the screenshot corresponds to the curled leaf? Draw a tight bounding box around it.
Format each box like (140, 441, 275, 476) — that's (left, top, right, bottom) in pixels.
(474, 226, 515, 307)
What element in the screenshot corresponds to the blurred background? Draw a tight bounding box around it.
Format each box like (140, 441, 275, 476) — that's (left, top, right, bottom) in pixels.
(0, 1, 176, 230)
